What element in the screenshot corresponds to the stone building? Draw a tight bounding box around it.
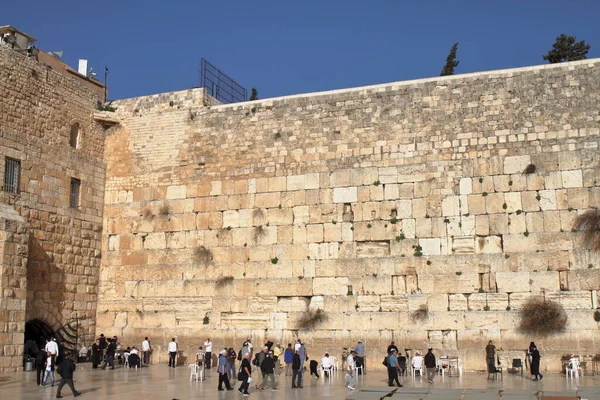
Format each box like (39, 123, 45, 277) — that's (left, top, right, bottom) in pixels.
(1, 25, 600, 373)
(0, 34, 105, 372)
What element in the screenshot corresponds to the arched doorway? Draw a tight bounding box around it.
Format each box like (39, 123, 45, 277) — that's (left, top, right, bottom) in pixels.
(24, 319, 55, 358)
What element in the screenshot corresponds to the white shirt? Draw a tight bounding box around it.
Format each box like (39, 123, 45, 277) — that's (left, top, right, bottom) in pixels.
(142, 340, 150, 351)
(346, 354, 355, 371)
(45, 340, 59, 355)
(79, 347, 88, 357)
(246, 342, 253, 352)
(412, 355, 423, 369)
(204, 341, 212, 352)
(168, 342, 177, 352)
(321, 357, 331, 368)
(130, 348, 139, 355)
(45, 356, 52, 371)
(294, 343, 301, 352)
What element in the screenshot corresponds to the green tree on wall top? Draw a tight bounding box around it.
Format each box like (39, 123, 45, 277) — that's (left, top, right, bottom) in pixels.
(440, 43, 459, 76)
(543, 34, 591, 63)
(249, 88, 258, 101)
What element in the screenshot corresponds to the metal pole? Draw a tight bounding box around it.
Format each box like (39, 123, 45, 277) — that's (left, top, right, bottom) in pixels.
(104, 66, 109, 104)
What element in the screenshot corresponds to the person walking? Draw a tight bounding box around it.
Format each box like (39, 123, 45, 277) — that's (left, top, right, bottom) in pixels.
(531, 346, 543, 381)
(204, 338, 213, 369)
(424, 348, 436, 384)
(217, 350, 233, 391)
(258, 351, 278, 391)
(227, 347, 237, 381)
(291, 350, 303, 388)
(55, 355, 81, 398)
(41, 351, 55, 387)
(35, 348, 47, 386)
(91, 339, 101, 369)
(387, 349, 403, 387)
(271, 342, 282, 373)
(168, 338, 177, 368)
(105, 339, 116, 370)
(238, 352, 252, 396)
(284, 343, 294, 376)
(346, 349, 357, 390)
(527, 342, 536, 367)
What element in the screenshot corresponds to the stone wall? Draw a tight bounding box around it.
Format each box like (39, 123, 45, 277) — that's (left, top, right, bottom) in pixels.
(0, 205, 28, 372)
(98, 59, 600, 371)
(0, 44, 106, 356)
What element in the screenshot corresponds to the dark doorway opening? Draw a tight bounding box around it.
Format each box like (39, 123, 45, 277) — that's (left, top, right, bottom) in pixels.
(24, 319, 56, 357)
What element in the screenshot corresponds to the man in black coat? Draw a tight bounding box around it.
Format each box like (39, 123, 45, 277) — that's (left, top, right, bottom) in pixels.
(56, 356, 80, 398)
(105, 339, 116, 370)
(424, 348, 436, 384)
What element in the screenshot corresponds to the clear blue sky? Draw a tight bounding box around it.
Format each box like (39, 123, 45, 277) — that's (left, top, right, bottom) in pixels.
(5, 0, 599, 100)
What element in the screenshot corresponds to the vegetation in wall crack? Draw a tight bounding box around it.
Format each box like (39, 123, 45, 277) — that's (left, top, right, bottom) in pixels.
(203, 314, 210, 325)
(518, 297, 567, 336)
(215, 275, 234, 288)
(412, 245, 423, 257)
(298, 309, 328, 330)
(395, 234, 406, 241)
(253, 225, 267, 243)
(572, 209, 600, 250)
(390, 217, 398, 225)
(159, 203, 171, 217)
(271, 257, 279, 264)
(373, 180, 381, 186)
(142, 208, 153, 220)
(523, 164, 537, 174)
(194, 246, 213, 266)
(411, 305, 429, 321)
(594, 310, 600, 323)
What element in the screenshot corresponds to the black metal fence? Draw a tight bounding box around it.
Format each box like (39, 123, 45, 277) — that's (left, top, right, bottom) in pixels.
(199, 58, 247, 104)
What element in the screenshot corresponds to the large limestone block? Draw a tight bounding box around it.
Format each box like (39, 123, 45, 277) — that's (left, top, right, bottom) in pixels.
(356, 295, 380, 311)
(503, 232, 573, 253)
(448, 294, 467, 311)
(452, 236, 475, 254)
(142, 297, 212, 312)
(521, 191, 540, 212)
(427, 293, 448, 311)
(460, 178, 473, 195)
(143, 232, 166, 250)
(313, 277, 349, 295)
(468, 293, 508, 311)
(380, 295, 409, 311)
(245, 278, 312, 297)
(362, 275, 392, 295)
(569, 269, 600, 291)
(419, 238, 441, 256)
(539, 190, 557, 211)
(267, 208, 293, 226)
(504, 155, 531, 174)
(166, 185, 186, 199)
(504, 192, 522, 213)
(546, 291, 592, 309)
(221, 313, 269, 329)
(333, 187, 357, 203)
(432, 274, 479, 294)
(276, 297, 309, 312)
(529, 271, 560, 292)
(485, 193, 505, 214)
(495, 271, 531, 293)
(269, 313, 287, 330)
(475, 235, 503, 254)
(561, 170, 583, 188)
(468, 195, 487, 215)
(442, 196, 460, 216)
(508, 292, 542, 310)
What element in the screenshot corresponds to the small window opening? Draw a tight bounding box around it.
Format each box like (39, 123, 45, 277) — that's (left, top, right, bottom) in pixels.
(70, 123, 80, 148)
(70, 178, 81, 209)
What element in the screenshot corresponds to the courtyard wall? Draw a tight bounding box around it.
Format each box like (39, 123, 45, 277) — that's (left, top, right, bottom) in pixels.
(98, 59, 600, 371)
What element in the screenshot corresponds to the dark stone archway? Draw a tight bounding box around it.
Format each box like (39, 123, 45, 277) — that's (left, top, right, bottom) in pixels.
(24, 318, 56, 358)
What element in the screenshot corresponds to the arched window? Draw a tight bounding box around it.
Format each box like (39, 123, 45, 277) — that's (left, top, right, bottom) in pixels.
(70, 123, 80, 148)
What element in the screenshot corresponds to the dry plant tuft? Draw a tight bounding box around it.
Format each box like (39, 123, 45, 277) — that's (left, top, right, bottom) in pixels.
(411, 305, 429, 321)
(142, 208, 153, 220)
(194, 246, 213, 266)
(253, 225, 267, 243)
(159, 203, 172, 217)
(215, 275, 234, 288)
(518, 297, 567, 336)
(523, 164, 537, 174)
(573, 209, 600, 250)
(298, 309, 328, 330)
(252, 208, 266, 224)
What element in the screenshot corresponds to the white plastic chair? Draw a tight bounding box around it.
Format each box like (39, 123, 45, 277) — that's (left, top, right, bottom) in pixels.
(438, 356, 448, 377)
(329, 356, 339, 371)
(320, 365, 333, 379)
(189, 363, 200, 381)
(356, 365, 364, 377)
(566, 358, 582, 378)
(412, 356, 423, 377)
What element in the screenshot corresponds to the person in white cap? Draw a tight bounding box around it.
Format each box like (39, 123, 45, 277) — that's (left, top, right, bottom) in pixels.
(346, 349, 357, 390)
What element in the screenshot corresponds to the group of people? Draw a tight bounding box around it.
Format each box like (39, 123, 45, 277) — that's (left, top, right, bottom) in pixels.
(89, 334, 151, 370)
(486, 340, 543, 381)
(34, 337, 81, 398)
(170, 337, 367, 395)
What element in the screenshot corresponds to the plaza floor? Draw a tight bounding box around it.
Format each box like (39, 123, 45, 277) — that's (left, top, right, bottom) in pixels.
(1, 364, 598, 400)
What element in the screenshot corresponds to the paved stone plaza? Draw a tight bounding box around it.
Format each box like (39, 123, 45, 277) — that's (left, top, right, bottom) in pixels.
(0, 364, 598, 399)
